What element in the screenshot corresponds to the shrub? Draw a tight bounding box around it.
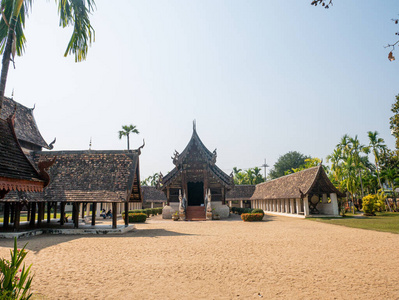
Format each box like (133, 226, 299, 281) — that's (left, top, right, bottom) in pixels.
(362, 194, 378, 215)
(128, 213, 147, 223)
(241, 213, 263, 222)
(0, 237, 33, 300)
(376, 191, 386, 212)
(251, 208, 264, 216)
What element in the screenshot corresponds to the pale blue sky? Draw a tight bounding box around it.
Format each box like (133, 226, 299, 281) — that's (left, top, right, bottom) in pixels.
(5, 1, 398, 178)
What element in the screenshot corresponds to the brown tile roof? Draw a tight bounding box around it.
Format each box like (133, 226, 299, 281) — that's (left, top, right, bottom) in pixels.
(0, 97, 51, 149)
(250, 165, 344, 200)
(141, 186, 167, 202)
(0, 116, 45, 192)
(226, 185, 256, 200)
(33, 150, 142, 203)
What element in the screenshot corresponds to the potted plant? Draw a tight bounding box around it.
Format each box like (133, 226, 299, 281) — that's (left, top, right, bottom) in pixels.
(172, 211, 179, 221)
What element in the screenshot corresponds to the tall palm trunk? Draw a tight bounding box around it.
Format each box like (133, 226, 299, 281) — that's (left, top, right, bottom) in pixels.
(358, 170, 364, 199)
(0, 0, 23, 113)
(127, 134, 130, 150)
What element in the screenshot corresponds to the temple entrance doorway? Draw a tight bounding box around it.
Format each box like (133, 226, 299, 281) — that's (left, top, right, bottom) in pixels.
(187, 182, 204, 206)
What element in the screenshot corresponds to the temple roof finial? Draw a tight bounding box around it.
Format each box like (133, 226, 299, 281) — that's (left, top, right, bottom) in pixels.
(193, 119, 196, 132)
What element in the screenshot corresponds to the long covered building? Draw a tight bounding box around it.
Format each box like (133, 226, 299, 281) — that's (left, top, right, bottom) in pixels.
(250, 165, 343, 217)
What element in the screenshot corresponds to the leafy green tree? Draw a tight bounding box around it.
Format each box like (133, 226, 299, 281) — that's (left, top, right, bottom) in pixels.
(269, 151, 309, 179)
(390, 94, 399, 150)
(0, 0, 96, 113)
(141, 173, 161, 187)
(232, 167, 264, 185)
(367, 131, 387, 190)
(118, 124, 139, 150)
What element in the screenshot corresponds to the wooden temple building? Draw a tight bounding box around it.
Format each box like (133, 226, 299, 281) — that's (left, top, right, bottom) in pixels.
(249, 165, 343, 217)
(0, 111, 53, 230)
(160, 122, 234, 220)
(1, 97, 143, 231)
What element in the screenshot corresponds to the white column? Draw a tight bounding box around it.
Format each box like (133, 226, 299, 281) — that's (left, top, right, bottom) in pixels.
(330, 193, 339, 216)
(296, 199, 301, 214)
(151, 202, 154, 208)
(95, 203, 101, 217)
(303, 196, 310, 216)
(240, 200, 244, 208)
(86, 203, 90, 216)
(285, 199, 289, 213)
(229, 201, 232, 207)
(290, 199, 294, 214)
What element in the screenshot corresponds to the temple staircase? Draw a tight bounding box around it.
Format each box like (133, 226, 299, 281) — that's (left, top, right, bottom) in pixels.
(185, 206, 206, 221)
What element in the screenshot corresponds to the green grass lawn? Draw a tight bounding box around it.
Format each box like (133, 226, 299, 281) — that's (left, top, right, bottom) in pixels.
(0, 213, 72, 223)
(310, 212, 399, 234)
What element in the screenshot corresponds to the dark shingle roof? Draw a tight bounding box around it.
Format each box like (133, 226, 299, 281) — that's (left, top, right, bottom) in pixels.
(0, 116, 45, 192)
(0, 97, 50, 149)
(251, 165, 344, 200)
(34, 150, 142, 203)
(226, 185, 256, 200)
(141, 186, 167, 202)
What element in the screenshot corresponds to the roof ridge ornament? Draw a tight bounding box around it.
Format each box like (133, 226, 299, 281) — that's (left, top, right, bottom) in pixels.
(193, 119, 196, 132)
(49, 137, 56, 150)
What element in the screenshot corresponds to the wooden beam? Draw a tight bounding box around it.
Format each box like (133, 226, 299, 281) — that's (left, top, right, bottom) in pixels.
(91, 202, 96, 226)
(60, 202, 65, 226)
(10, 203, 14, 224)
(47, 202, 51, 223)
(14, 203, 21, 231)
(124, 202, 129, 226)
(37, 203, 43, 227)
(3, 202, 9, 229)
(112, 202, 117, 229)
(29, 203, 36, 228)
(53, 202, 57, 219)
(27, 202, 30, 221)
(73, 202, 79, 229)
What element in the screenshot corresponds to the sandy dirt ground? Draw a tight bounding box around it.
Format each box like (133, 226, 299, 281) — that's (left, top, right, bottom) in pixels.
(0, 214, 398, 300)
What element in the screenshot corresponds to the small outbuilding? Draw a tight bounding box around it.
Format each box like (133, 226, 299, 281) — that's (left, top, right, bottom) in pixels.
(250, 165, 343, 217)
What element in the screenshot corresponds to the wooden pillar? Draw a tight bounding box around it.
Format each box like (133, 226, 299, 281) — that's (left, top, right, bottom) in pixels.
(73, 202, 79, 228)
(166, 187, 170, 206)
(124, 202, 129, 226)
(81, 203, 85, 219)
(53, 202, 57, 218)
(221, 187, 225, 205)
(14, 203, 21, 231)
(27, 203, 31, 221)
(112, 202, 117, 229)
(10, 203, 14, 224)
(60, 202, 65, 225)
(3, 202, 10, 229)
(29, 203, 36, 227)
(47, 202, 51, 223)
(91, 202, 96, 226)
(37, 203, 43, 227)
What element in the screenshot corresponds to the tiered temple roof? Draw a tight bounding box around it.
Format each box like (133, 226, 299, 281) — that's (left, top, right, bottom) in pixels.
(0, 115, 48, 196)
(250, 165, 344, 200)
(0, 97, 53, 150)
(161, 124, 233, 189)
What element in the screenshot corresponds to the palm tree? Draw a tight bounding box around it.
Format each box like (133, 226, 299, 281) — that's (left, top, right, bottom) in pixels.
(367, 131, 387, 191)
(0, 0, 96, 113)
(349, 135, 367, 199)
(118, 124, 139, 150)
